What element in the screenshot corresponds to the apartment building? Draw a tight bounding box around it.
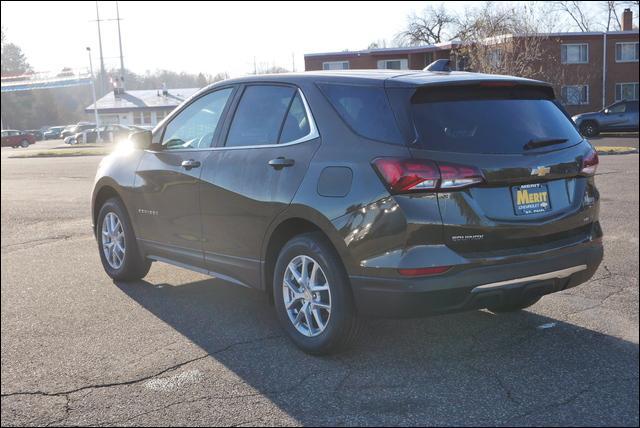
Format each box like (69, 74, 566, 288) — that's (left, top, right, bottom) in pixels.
(304, 9, 639, 114)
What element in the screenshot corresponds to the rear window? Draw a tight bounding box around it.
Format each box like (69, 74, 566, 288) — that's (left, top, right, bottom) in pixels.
(410, 85, 582, 154)
(317, 83, 403, 144)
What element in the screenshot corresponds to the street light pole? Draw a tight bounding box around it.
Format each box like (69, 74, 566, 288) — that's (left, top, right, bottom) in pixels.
(87, 47, 101, 142)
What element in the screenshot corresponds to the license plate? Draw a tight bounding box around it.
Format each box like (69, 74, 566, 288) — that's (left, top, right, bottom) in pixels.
(512, 183, 552, 215)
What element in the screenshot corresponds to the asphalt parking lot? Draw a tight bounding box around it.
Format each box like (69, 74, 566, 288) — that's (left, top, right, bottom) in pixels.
(1, 141, 638, 426)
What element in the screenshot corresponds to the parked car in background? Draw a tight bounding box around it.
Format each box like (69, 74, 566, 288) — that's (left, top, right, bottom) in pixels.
(25, 129, 44, 141)
(44, 126, 65, 140)
(61, 123, 95, 139)
(572, 100, 639, 137)
(1, 130, 36, 148)
(66, 124, 133, 145)
(92, 70, 603, 354)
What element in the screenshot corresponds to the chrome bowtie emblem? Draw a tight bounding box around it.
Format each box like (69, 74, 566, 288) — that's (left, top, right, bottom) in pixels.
(531, 166, 551, 177)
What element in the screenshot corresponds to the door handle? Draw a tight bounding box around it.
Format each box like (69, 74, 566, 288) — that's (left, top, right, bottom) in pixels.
(181, 159, 201, 170)
(268, 157, 295, 170)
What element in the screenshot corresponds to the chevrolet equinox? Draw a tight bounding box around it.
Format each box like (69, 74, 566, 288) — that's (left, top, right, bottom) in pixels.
(92, 69, 603, 354)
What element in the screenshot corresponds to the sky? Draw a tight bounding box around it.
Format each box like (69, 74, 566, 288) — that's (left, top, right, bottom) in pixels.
(1, 1, 636, 78)
(0, 1, 481, 77)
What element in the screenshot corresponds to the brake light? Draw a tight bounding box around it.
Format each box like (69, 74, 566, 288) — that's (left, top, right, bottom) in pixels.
(398, 266, 451, 276)
(581, 150, 599, 176)
(438, 163, 485, 189)
(372, 158, 484, 193)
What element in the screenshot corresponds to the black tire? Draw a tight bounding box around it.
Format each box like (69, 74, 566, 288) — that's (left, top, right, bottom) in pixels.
(97, 197, 151, 281)
(579, 121, 599, 137)
(273, 232, 361, 355)
(20, 139, 29, 148)
(489, 296, 542, 313)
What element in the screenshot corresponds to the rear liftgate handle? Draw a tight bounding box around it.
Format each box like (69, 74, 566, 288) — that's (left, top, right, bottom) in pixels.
(268, 157, 295, 170)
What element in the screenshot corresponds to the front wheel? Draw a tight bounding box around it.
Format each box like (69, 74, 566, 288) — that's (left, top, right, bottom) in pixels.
(273, 232, 361, 355)
(20, 139, 30, 148)
(97, 197, 151, 281)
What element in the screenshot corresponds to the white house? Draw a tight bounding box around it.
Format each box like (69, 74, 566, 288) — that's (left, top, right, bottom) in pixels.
(85, 87, 200, 127)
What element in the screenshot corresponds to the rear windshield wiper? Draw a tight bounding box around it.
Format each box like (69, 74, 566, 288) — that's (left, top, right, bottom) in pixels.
(524, 138, 568, 150)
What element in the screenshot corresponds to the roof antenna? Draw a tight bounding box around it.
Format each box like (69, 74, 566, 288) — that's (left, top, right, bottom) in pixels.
(424, 59, 451, 72)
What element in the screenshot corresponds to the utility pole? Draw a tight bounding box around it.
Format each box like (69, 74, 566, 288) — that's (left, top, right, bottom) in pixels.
(95, 1, 107, 95)
(87, 47, 101, 142)
(292, 52, 295, 72)
(116, 1, 125, 91)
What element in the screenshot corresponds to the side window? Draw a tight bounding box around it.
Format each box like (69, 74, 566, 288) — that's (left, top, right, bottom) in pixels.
(609, 102, 626, 113)
(162, 87, 233, 150)
(226, 85, 295, 147)
(279, 92, 311, 143)
(317, 82, 404, 144)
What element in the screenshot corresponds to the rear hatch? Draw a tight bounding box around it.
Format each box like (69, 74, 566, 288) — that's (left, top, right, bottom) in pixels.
(386, 82, 600, 255)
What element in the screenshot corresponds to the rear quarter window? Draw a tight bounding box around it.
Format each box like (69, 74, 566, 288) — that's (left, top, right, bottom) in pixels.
(317, 82, 404, 144)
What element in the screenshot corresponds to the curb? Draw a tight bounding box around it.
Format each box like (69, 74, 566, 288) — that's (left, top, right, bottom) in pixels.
(595, 146, 638, 155)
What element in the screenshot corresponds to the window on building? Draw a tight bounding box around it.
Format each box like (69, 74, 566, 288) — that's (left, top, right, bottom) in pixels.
(156, 111, 166, 123)
(615, 42, 639, 62)
(615, 82, 639, 101)
(322, 61, 349, 70)
(488, 48, 503, 67)
(377, 59, 409, 70)
(133, 112, 142, 125)
(561, 85, 589, 105)
(561, 44, 589, 64)
(143, 111, 152, 125)
(424, 52, 435, 66)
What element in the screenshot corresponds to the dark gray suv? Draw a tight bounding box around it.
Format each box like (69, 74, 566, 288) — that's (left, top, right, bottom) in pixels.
(92, 70, 603, 354)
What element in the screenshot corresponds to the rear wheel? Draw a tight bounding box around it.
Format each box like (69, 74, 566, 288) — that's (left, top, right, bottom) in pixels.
(579, 121, 599, 137)
(273, 232, 360, 355)
(488, 296, 541, 313)
(20, 139, 29, 148)
(97, 197, 151, 281)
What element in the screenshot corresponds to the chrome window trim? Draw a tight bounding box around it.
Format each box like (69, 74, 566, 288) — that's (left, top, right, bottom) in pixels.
(145, 88, 319, 153)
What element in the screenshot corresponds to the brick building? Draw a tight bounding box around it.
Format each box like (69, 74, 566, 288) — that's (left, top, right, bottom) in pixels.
(305, 9, 639, 115)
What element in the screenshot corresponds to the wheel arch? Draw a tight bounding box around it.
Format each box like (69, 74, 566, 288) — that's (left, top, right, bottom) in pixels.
(261, 210, 352, 303)
(92, 180, 127, 236)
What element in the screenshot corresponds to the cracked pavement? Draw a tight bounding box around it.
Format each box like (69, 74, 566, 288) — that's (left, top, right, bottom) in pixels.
(1, 144, 638, 426)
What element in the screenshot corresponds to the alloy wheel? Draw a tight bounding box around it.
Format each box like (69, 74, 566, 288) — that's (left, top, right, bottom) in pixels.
(101, 212, 126, 269)
(282, 255, 332, 337)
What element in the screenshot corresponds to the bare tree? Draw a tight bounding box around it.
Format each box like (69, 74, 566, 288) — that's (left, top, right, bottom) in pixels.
(552, 1, 595, 31)
(455, 1, 597, 108)
(395, 5, 456, 46)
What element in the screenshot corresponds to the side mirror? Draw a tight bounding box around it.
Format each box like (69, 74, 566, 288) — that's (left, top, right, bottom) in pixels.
(129, 130, 153, 150)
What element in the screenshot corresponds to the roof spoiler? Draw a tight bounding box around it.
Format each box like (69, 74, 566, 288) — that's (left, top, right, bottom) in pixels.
(424, 59, 451, 72)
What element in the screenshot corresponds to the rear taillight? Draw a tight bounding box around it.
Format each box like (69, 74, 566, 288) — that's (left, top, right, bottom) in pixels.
(438, 163, 485, 189)
(581, 150, 599, 176)
(372, 158, 484, 194)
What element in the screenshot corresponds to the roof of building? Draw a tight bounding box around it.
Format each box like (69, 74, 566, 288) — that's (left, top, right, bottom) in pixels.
(305, 30, 639, 58)
(85, 87, 200, 113)
(304, 41, 462, 58)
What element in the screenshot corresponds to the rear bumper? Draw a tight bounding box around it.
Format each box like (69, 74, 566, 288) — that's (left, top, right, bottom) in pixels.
(349, 241, 603, 318)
